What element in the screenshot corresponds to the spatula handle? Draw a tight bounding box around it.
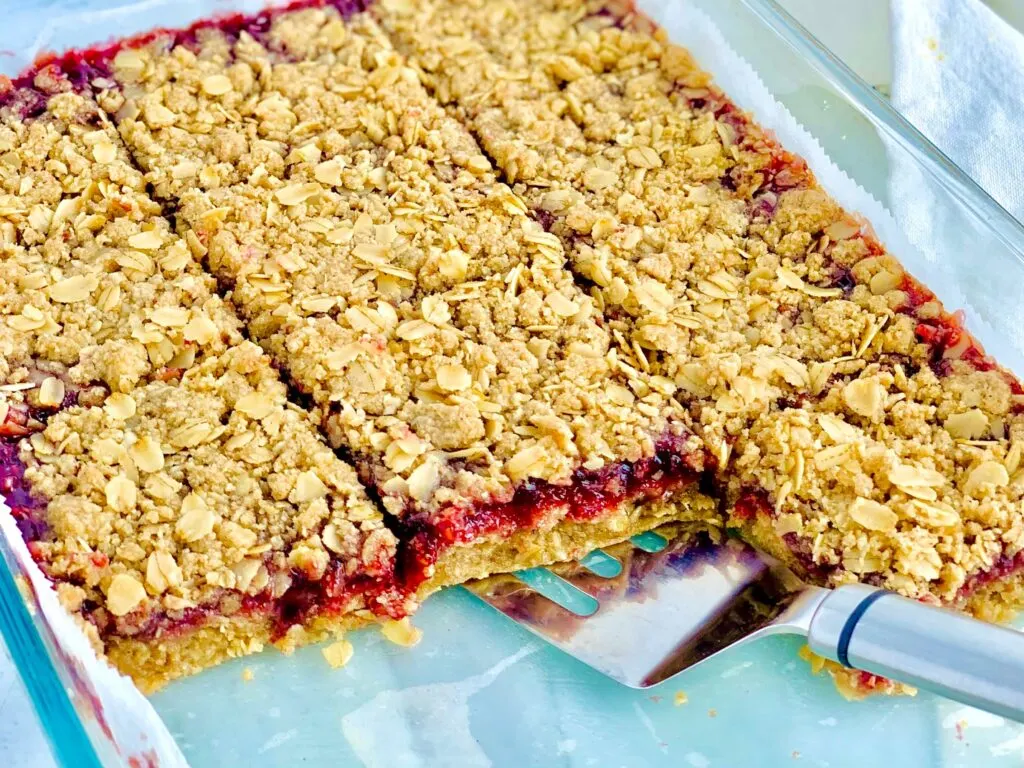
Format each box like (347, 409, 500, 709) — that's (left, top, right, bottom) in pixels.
(806, 583, 1024, 722)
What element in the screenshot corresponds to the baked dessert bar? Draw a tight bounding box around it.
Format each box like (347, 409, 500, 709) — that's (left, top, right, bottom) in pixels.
(377, 0, 1024, 653)
(95, 5, 716, 594)
(3, 0, 1024, 699)
(1, 73, 405, 691)
(0, 76, 243, 419)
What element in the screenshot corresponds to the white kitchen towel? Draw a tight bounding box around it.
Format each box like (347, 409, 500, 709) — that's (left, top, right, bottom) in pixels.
(891, 0, 1024, 221)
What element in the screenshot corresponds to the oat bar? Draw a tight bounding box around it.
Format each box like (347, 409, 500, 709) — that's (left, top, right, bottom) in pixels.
(377, 0, 1024, 632)
(1, 74, 403, 691)
(98, 5, 716, 593)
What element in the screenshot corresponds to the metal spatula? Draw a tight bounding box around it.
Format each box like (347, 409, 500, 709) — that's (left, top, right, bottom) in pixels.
(463, 530, 1024, 722)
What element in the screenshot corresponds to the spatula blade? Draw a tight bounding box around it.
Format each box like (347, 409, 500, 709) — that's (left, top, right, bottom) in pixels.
(464, 532, 802, 687)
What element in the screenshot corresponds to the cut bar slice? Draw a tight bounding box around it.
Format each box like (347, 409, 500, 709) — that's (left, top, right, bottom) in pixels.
(0, 77, 405, 691)
(98, 5, 717, 594)
(22, 342, 405, 692)
(377, 0, 1024, 618)
(0, 77, 245, 405)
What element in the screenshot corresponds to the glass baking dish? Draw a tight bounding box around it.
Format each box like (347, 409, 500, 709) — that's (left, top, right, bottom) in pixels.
(4, 0, 1024, 765)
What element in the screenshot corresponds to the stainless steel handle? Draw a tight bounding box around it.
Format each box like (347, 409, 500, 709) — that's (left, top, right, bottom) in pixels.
(807, 583, 1024, 722)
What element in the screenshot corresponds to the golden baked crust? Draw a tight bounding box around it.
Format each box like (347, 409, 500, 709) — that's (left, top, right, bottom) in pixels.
(106, 609, 373, 694)
(98, 5, 711, 591)
(3, 0, 1024, 697)
(376, 0, 1024, 608)
(424, 492, 716, 589)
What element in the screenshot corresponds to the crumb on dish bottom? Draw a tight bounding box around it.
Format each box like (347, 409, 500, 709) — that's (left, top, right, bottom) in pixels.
(798, 646, 918, 701)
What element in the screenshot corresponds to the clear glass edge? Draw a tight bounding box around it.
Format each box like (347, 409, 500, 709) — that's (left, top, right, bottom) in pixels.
(0, 0, 1022, 765)
(0, 538, 103, 767)
(744, 0, 1024, 259)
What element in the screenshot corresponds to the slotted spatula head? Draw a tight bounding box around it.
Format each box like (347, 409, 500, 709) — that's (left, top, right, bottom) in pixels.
(463, 530, 824, 688)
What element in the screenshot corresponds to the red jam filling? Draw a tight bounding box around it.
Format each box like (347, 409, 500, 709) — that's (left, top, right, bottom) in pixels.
(0, 0, 373, 115)
(730, 490, 838, 582)
(95, 557, 406, 643)
(1, 388, 80, 543)
(0, 440, 49, 543)
(901, 275, 1000, 376)
(392, 434, 707, 590)
(957, 548, 1024, 601)
(730, 489, 771, 523)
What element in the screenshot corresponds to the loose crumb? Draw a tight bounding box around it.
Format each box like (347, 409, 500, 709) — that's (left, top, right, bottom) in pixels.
(322, 639, 355, 669)
(381, 618, 423, 648)
(674, 691, 688, 706)
(242, 667, 254, 682)
(708, 709, 718, 718)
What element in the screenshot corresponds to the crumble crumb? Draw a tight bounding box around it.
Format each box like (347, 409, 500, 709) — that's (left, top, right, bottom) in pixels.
(380, 617, 422, 647)
(798, 646, 917, 700)
(322, 638, 355, 668)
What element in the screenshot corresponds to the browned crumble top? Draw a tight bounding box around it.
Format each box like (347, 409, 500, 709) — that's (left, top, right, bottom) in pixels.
(98, 6, 705, 524)
(376, 0, 1024, 603)
(1, 80, 402, 634)
(25, 340, 400, 630)
(3, 0, 1024, 695)
(0, 85, 245, 409)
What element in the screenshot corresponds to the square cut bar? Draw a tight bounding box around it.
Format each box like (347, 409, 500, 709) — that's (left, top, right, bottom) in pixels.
(24, 342, 404, 692)
(97, 6, 717, 592)
(377, 0, 1024, 631)
(0, 76, 405, 691)
(0, 75, 244, 427)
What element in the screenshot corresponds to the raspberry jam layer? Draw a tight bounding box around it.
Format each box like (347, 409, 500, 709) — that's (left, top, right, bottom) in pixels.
(898, 274, 1015, 385)
(0, 440, 49, 543)
(958, 548, 1024, 602)
(1, 0, 373, 115)
(93, 558, 406, 644)
(1, 388, 80, 543)
(392, 434, 707, 590)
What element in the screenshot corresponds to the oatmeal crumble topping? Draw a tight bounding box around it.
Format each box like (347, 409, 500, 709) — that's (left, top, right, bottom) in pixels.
(0, 80, 244, 418)
(376, 0, 1024, 604)
(98, 5, 709, 585)
(3, 0, 1024, 693)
